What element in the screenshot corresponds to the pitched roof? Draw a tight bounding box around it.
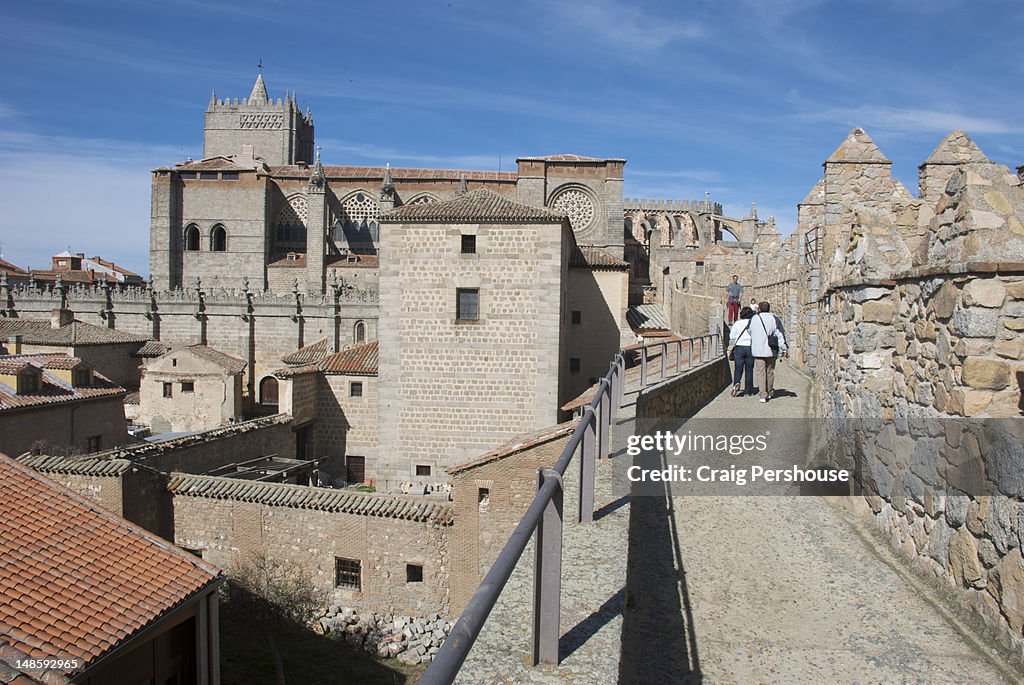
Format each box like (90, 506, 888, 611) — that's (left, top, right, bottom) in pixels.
(447, 421, 577, 475)
(132, 340, 171, 358)
(922, 130, 990, 166)
(380, 189, 566, 223)
(0, 259, 27, 276)
(627, 304, 670, 331)
(16, 454, 135, 477)
(184, 345, 246, 375)
(320, 340, 378, 375)
(825, 128, 890, 164)
(175, 156, 262, 172)
(281, 338, 331, 366)
(249, 73, 269, 103)
(167, 473, 453, 524)
(0, 455, 221, 677)
(570, 246, 630, 270)
(0, 319, 147, 346)
(799, 179, 826, 206)
(0, 355, 125, 412)
(517, 154, 615, 162)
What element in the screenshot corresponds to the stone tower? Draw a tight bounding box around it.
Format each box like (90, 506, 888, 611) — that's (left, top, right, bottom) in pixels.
(203, 74, 315, 165)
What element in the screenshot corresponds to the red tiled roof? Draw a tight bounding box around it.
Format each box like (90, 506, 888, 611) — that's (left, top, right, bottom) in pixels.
(0, 319, 147, 346)
(381, 189, 565, 224)
(0, 259, 27, 276)
(185, 345, 246, 375)
(132, 340, 171, 358)
(570, 246, 629, 270)
(173, 156, 263, 172)
(320, 341, 377, 375)
(0, 355, 125, 412)
(517, 154, 624, 163)
(0, 455, 221, 676)
(281, 338, 331, 366)
(447, 421, 577, 475)
(268, 165, 518, 182)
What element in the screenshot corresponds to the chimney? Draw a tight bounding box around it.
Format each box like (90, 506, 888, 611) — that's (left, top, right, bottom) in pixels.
(51, 308, 74, 329)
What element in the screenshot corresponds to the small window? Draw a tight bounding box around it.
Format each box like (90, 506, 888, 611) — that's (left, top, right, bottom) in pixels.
(478, 487, 490, 503)
(200, 171, 218, 180)
(179, 171, 197, 179)
(211, 225, 227, 252)
(86, 435, 101, 453)
(172, 359, 177, 367)
(571, 310, 582, 325)
(221, 171, 239, 180)
(184, 225, 200, 252)
(346, 455, 366, 484)
(20, 373, 39, 394)
(415, 464, 431, 477)
(72, 368, 91, 386)
(354, 321, 366, 344)
(461, 234, 476, 254)
(456, 288, 479, 321)
(162, 382, 173, 398)
(350, 382, 363, 398)
(57, 260, 67, 266)
(286, 252, 301, 261)
(181, 381, 194, 393)
(260, 377, 279, 406)
(335, 557, 361, 590)
(569, 358, 581, 374)
(406, 564, 423, 583)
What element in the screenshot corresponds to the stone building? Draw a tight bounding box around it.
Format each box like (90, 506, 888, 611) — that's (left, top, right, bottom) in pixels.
(138, 344, 246, 434)
(0, 353, 129, 457)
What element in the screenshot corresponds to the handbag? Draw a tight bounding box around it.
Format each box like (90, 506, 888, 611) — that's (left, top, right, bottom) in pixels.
(727, 319, 753, 360)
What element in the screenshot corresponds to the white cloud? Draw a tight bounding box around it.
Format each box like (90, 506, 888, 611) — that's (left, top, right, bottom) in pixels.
(546, 0, 703, 51)
(797, 105, 1023, 136)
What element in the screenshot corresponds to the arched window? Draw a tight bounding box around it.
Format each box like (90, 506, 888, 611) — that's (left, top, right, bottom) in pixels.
(211, 225, 227, 252)
(259, 376, 279, 406)
(184, 224, 200, 251)
(354, 320, 366, 344)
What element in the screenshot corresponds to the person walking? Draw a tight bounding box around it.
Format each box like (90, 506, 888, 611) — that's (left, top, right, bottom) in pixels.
(749, 301, 788, 403)
(728, 306, 755, 396)
(725, 275, 742, 324)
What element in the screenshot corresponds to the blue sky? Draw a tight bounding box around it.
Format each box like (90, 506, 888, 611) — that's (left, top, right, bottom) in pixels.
(0, 0, 1021, 276)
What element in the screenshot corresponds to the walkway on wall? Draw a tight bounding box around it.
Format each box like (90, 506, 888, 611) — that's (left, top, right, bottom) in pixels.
(618, 361, 1019, 684)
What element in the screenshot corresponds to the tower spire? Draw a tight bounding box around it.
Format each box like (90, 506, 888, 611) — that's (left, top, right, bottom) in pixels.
(249, 71, 269, 105)
(381, 162, 394, 193)
(309, 146, 325, 189)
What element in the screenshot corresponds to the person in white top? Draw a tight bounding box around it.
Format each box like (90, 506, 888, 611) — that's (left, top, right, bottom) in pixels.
(728, 307, 756, 396)
(749, 302, 788, 402)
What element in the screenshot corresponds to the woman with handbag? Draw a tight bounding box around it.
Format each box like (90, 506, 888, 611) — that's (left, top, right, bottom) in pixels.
(750, 301, 788, 403)
(728, 307, 756, 397)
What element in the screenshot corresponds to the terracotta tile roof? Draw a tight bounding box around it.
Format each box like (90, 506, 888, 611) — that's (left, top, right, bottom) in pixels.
(0, 260, 27, 276)
(381, 189, 566, 224)
(27, 270, 120, 285)
(0, 319, 147, 347)
(173, 156, 262, 172)
(447, 421, 577, 475)
(516, 154, 624, 162)
(319, 341, 377, 375)
(627, 304, 670, 331)
(328, 253, 379, 268)
(268, 165, 518, 182)
(281, 338, 331, 366)
(268, 253, 306, 267)
(0, 355, 125, 412)
(272, 364, 320, 378)
(123, 390, 140, 405)
(0, 455, 221, 677)
(185, 345, 246, 375)
(99, 414, 292, 461)
(16, 454, 135, 477)
(570, 246, 630, 270)
(168, 473, 453, 524)
(132, 340, 171, 358)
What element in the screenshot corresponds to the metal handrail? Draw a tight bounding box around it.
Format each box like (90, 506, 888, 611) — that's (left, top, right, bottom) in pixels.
(421, 333, 722, 684)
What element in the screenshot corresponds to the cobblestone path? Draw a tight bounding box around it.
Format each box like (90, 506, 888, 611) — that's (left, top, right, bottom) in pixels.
(619, 360, 1021, 684)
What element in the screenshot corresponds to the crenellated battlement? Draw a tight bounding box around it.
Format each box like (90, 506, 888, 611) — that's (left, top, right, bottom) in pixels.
(623, 197, 724, 215)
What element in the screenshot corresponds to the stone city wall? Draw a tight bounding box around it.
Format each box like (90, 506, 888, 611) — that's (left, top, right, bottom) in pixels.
(636, 356, 730, 420)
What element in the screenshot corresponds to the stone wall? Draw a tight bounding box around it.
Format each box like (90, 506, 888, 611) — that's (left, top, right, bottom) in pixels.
(170, 480, 453, 617)
(665, 288, 718, 338)
(0, 396, 130, 457)
(636, 356, 730, 420)
(316, 374, 378, 484)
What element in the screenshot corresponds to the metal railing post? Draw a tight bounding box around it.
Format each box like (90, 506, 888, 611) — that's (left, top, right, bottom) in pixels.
(660, 341, 667, 378)
(599, 377, 611, 459)
(700, 336, 706, 363)
(640, 345, 648, 386)
(616, 354, 625, 407)
(579, 407, 596, 523)
(533, 468, 563, 665)
(675, 339, 683, 376)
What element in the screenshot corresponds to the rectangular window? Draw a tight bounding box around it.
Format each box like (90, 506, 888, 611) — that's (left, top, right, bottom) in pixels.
(221, 171, 239, 180)
(350, 381, 363, 398)
(179, 171, 197, 179)
(335, 557, 361, 590)
(478, 487, 490, 503)
(415, 464, 431, 477)
(199, 171, 218, 180)
(569, 358, 581, 374)
(20, 374, 39, 394)
(87, 436, 101, 453)
(571, 310, 582, 325)
(162, 382, 173, 398)
(346, 455, 366, 484)
(461, 234, 476, 254)
(406, 564, 423, 583)
(181, 381, 195, 393)
(456, 288, 479, 321)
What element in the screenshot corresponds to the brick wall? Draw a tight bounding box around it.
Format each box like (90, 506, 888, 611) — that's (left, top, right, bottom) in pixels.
(0, 397, 130, 457)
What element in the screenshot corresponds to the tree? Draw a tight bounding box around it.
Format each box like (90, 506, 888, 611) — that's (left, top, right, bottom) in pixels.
(223, 551, 326, 685)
